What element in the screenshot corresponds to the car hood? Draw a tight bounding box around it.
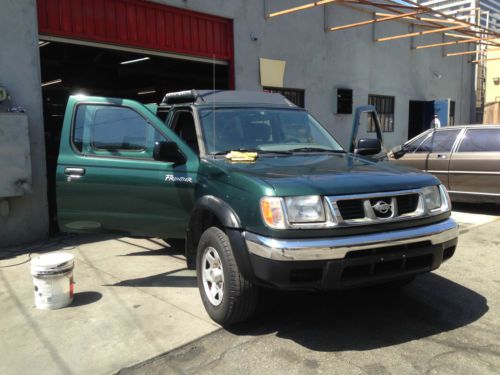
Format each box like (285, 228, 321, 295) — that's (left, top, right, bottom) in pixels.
(207, 153, 438, 196)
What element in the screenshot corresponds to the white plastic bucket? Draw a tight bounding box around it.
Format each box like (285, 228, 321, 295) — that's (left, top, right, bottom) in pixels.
(31, 252, 75, 310)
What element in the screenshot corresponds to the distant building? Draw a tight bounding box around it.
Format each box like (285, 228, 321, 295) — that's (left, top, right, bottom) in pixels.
(417, 0, 500, 30)
(417, 1, 500, 121)
(484, 48, 500, 123)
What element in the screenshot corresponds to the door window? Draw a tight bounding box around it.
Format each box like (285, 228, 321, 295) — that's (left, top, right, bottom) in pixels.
(404, 133, 430, 153)
(429, 130, 460, 153)
(73, 104, 165, 158)
(171, 111, 199, 154)
(458, 129, 500, 152)
(412, 130, 460, 153)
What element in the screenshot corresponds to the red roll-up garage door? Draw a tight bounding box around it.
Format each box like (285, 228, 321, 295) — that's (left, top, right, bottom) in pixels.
(37, 0, 234, 81)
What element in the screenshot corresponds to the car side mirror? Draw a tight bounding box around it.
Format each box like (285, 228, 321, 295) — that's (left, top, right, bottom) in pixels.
(356, 138, 382, 156)
(390, 145, 406, 159)
(154, 141, 186, 164)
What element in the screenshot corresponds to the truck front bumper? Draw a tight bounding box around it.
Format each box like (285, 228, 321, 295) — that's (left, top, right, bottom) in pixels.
(243, 218, 458, 290)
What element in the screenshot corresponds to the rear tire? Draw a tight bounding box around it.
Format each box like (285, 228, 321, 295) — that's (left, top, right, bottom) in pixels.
(196, 227, 259, 326)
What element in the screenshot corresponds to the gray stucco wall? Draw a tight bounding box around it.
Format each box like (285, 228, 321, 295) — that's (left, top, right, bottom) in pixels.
(156, 0, 474, 148)
(0, 0, 49, 246)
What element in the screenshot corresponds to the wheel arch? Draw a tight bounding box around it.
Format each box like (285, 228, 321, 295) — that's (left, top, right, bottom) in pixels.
(186, 195, 255, 281)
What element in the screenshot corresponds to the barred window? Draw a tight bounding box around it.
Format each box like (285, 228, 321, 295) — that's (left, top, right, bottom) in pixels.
(368, 95, 395, 132)
(263, 87, 305, 108)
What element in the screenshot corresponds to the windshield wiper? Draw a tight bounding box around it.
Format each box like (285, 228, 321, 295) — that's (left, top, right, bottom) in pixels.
(289, 147, 346, 153)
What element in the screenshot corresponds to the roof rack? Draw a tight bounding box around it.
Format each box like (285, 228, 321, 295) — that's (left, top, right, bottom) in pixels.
(161, 89, 200, 105)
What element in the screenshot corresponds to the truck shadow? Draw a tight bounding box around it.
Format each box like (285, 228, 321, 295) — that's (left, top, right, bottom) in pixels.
(108, 268, 197, 288)
(229, 273, 488, 352)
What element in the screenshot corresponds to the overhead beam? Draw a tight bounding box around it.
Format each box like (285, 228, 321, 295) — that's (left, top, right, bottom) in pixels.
(344, 1, 417, 9)
(329, 10, 428, 32)
(375, 12, 469, 25)
(446, 49, 481, 57)
(266, 0, 338, 18)
(415, 36, 500, 50)
(472, 57, 500, 63)
(391, 0, 499, 37)
(377, 25, 465, 42)
(446, 47, 500, 57)
(444, 33, 478, 39)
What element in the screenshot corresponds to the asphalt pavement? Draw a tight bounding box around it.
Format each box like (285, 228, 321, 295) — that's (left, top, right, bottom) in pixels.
(118, 204, 500, 375)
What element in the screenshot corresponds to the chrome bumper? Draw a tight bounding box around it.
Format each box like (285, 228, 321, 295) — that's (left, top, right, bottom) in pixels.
(244, 218, 458, 261)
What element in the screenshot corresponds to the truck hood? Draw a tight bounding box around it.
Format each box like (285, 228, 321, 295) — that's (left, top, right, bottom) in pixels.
(207, 153, 438, 196)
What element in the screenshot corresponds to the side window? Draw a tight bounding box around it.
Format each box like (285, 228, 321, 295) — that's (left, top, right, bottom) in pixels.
(458, 129, 500, 152)
(172, 111, 199, 154)
(92, 107, 147, 150)
(72, 104, 165, 158)
(413, 134, 433, 153)
(404, 133, 429, 153)
(430, 130, 460, 153)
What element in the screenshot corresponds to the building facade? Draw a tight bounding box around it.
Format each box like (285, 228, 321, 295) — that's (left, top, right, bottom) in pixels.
(0, 0, 476, 246)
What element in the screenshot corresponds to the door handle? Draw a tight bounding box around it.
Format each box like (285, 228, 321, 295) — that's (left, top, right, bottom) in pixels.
(64, 167, 86, 176)
(437, 154, 447, 159)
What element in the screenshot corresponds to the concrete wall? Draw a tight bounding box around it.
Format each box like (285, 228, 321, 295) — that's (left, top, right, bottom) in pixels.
(155, 0, 474, 148)
(0, 0, 49, 246)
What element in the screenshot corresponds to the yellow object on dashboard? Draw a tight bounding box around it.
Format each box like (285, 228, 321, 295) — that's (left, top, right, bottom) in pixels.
(225, 151, 258, 162)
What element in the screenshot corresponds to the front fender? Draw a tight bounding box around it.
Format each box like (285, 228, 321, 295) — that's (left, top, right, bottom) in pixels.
(186, 196, 255, 281)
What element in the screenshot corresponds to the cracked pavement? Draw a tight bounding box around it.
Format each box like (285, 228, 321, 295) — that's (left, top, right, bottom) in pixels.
(118, 206, 500, 375)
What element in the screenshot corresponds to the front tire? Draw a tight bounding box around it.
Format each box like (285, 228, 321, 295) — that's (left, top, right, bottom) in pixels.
(196, 227, 259, 325)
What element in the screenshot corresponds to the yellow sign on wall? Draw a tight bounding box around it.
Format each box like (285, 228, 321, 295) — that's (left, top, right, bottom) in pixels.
(259, 58, 286, 88)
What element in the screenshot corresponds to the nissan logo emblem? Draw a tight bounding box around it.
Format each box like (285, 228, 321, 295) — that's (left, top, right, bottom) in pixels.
(372, 200, 392, 214)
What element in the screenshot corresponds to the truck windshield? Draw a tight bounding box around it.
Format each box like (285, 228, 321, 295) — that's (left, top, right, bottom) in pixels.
(199, 108, 344, 155)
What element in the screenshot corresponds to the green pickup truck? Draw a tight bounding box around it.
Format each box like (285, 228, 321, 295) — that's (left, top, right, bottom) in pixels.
(57, 90, 458, 325)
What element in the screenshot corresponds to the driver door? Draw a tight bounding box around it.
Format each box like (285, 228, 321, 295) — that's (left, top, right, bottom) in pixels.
(56, 96, 199, 238)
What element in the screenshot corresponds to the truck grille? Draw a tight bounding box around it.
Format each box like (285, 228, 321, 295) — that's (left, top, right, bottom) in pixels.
(396, 194, 420, 215)
(336, 200, 364, 220)
(328, 189, 424, 225)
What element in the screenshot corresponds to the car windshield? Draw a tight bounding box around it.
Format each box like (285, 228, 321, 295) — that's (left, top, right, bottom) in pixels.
(198, 108, 344, 155)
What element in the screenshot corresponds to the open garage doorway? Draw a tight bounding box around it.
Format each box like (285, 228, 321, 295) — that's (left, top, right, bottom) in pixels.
(40, 39, 230, 232)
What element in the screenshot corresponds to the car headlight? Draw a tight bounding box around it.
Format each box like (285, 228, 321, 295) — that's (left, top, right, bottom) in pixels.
(422, 184, 451, 214)
(285, 196, 326, 223)
(260, 195, 328, 229)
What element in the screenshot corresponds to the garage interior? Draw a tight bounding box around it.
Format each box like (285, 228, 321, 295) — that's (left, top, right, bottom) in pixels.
(40, 39, 230, 232)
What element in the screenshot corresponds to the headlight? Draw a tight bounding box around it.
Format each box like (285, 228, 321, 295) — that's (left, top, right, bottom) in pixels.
(422, 184, 451, 214)
(260, 195, 328, 229)
(285, 196, 325, 223)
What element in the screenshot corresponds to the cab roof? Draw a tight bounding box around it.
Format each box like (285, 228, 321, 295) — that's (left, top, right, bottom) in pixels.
(161, 89, 298, 108)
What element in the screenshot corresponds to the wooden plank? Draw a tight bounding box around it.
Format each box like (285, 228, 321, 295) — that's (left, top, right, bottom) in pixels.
(377, 25, 465, 42)
(329, 10, 426, 32)
(472, 57, 500, 63)
(375, 12, 464, 25)
(267, 0, 338, 18)
(415, 36, 500, 49)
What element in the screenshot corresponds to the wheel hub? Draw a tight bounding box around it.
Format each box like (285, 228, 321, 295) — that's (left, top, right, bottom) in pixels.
(202, 246, 224, 306)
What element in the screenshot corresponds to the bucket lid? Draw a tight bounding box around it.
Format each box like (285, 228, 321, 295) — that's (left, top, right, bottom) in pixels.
(31, 252, 75, 275)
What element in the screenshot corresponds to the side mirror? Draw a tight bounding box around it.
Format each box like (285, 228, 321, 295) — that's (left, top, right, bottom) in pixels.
(154, 141, 186, 164)
(356, 138, 382, 156)
(390, 145, 406, 159)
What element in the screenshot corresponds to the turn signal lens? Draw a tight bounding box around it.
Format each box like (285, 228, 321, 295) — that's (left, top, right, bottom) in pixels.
(260, 197, 286, 229)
